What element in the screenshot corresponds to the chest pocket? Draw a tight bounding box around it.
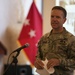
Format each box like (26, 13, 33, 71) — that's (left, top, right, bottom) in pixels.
(41, 42, 49, 55)
(56, 39, 68, 57)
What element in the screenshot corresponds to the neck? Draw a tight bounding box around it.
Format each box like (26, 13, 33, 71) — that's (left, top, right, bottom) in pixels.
(52, 27, 64, 33)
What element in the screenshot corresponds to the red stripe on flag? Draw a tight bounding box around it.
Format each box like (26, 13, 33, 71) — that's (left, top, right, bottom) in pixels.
(18, 2, 42, 65)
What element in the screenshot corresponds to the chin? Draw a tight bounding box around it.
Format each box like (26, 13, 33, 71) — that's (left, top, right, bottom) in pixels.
(52, 26, 58, 29)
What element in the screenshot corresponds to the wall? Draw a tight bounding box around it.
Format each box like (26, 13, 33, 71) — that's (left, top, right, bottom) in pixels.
(0, 0, 25, 64)
(43, 0, 56, 34)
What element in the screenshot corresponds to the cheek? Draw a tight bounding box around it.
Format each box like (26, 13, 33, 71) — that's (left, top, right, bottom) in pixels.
(59, 19, 64, 24)
(61, 21, 65, 25)
(61, 18, 66, 24)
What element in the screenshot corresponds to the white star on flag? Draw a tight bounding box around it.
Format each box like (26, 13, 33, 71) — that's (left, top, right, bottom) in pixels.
(29, 29, 36, 38)
(18, 2, 42, 65)
(24, 19, 30, 26)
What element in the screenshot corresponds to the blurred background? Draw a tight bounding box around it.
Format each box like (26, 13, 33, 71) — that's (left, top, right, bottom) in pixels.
(0, 0, 75, 75)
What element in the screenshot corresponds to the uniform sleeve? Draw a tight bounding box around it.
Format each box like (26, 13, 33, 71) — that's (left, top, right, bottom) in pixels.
(36, 37, 43, 60)
(36, 33, 50, 60)
(59, 38, 75, 70)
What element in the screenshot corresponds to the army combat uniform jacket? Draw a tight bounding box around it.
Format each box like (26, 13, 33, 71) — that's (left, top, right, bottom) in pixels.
(37, 28, 75, 75)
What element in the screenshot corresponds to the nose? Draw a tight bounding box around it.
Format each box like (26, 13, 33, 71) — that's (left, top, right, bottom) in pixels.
(52, 17, 57, 21)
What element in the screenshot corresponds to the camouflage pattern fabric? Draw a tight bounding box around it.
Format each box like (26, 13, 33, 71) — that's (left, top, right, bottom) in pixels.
(36, 28, 75, 75)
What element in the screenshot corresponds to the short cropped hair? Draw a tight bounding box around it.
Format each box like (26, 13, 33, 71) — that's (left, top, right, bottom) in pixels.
(52, 6, 67, 18)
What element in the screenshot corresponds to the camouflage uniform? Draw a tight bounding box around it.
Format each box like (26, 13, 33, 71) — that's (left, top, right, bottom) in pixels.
(37, 28, 75, 75)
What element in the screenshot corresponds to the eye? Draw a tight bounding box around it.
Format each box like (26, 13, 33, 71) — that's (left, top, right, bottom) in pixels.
(51, 15, 54, 18)
(56, 16, 60, 18)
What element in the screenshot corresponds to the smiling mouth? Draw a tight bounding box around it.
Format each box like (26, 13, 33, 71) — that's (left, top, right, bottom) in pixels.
(52, 23, 57, 25)
(52, 22, 58, 24)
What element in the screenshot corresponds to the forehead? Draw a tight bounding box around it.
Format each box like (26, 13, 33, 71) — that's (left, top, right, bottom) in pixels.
(51, 9, 64, 16)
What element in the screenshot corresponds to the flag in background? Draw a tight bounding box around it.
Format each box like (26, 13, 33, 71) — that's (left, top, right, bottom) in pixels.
(18, 1, 42, 65)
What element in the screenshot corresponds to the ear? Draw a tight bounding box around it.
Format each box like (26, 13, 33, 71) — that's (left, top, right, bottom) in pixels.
(63, 18, 66, 24)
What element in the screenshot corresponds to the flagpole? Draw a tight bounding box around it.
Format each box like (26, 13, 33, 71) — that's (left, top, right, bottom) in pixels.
(33, 0, 36, 4)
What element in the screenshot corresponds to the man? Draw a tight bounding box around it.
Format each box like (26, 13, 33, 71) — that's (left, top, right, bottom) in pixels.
(34, 6, 75, 75)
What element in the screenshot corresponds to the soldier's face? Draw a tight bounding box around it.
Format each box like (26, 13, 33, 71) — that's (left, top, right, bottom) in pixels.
(51, 9, 66, 30)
